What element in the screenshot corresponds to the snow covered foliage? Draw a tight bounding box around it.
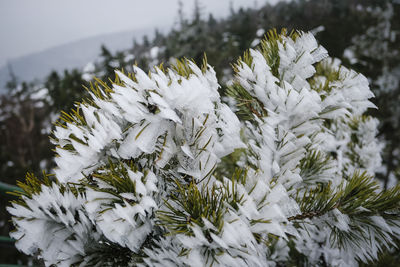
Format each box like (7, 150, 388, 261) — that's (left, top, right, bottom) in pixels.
(8, 30, 400, 267)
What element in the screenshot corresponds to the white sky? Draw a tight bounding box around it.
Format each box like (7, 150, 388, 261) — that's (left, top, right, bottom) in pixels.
(0, 0, 272, 67)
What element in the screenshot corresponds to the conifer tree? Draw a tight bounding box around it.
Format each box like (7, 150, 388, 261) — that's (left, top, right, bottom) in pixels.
(8, 30, 400, 266)
(344, 1, 400, 189)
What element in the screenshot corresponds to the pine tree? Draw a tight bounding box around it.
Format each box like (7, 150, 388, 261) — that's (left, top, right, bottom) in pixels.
(7, 30, 400, 266)
(343, 1, 400, 189)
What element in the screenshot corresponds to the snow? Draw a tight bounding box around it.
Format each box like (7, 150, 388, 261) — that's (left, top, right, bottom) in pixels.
(310, 25, 325, 35)
(343, 48, 358, 64)
(8, 30, 391, 267)
(150, 46, 160, 59)
(256, 28, 265, 37)
(83, 62, 95, 73)
(7, 184, 100, 267)
(30, 87, 49, 100)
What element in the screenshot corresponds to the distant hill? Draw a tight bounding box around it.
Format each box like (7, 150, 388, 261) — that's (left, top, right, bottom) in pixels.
(0, 28, 156, 92)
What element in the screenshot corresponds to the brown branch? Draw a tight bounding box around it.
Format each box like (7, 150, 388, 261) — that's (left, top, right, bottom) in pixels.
(248, 104, 263, 118)
(287, 202, 341, 222)
(287, 211, 323, 221)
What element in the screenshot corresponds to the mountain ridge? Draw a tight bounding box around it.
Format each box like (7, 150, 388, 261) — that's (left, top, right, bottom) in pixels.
(0, 27, 157, 92)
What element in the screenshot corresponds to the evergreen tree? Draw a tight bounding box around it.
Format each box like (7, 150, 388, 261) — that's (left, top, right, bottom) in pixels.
(7, 30, 400, 267)
(343, 1, 400, 189)
(45, 69, 89, 112)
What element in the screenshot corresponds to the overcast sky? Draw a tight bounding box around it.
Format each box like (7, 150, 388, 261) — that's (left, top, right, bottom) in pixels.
(0, 0, 274, 67)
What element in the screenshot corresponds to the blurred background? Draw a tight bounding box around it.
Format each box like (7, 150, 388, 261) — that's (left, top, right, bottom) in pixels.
(0, 0, 399, 265)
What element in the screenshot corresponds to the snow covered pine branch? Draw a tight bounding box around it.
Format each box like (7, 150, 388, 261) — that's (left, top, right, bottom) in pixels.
(8, 30, 400, 266)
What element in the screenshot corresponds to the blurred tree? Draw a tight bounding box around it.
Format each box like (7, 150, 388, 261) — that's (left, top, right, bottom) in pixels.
(344, 1, 400, 189)
(46, 69, 88, 112)
(0, 80, 52, 265)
